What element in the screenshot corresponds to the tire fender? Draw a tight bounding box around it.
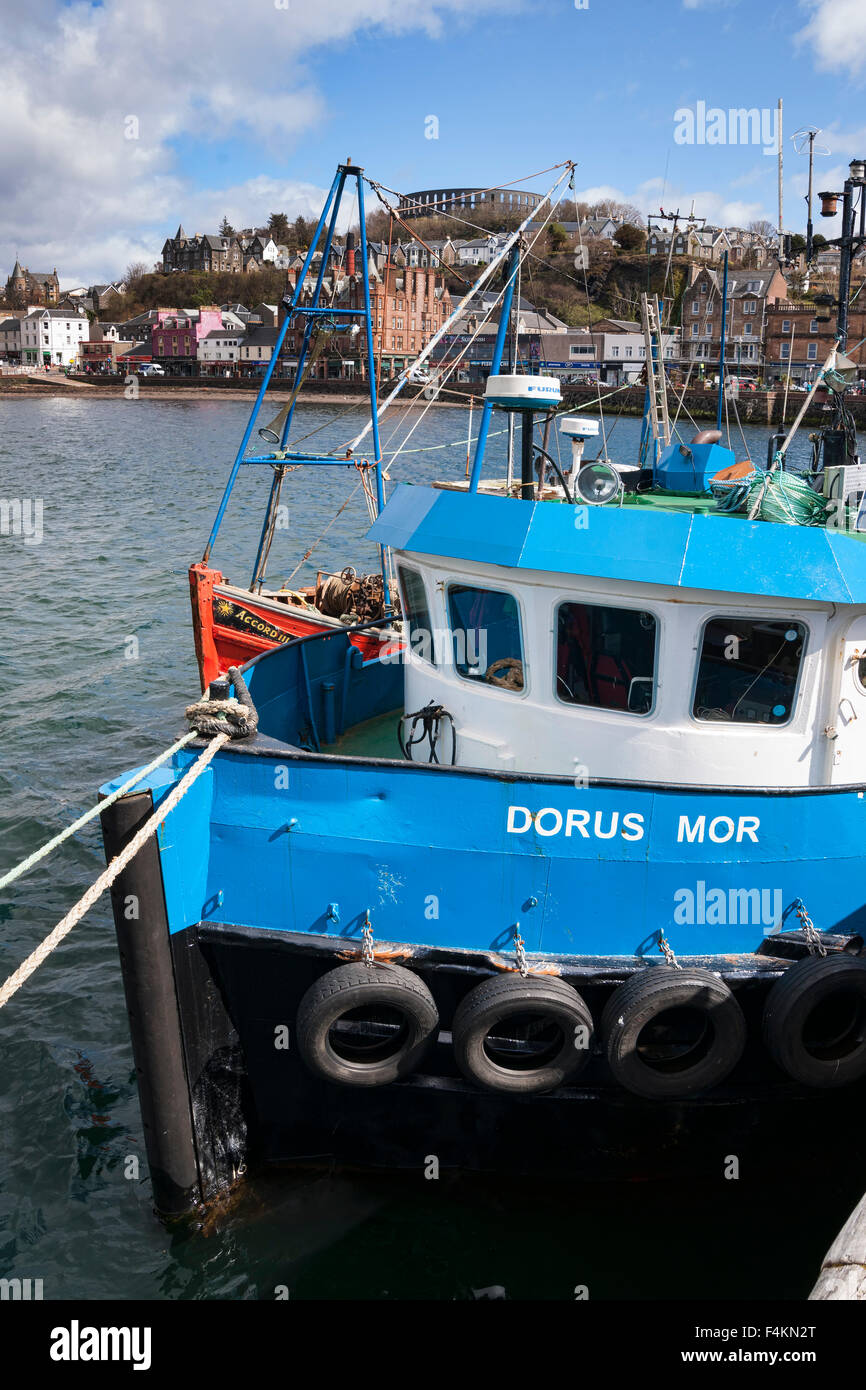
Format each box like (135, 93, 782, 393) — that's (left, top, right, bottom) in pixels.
(763, 953, 866, 1089)
(452, 973, 594, 1095)
(602, 966, 746, 1100)
(296, 962, 439, 1088)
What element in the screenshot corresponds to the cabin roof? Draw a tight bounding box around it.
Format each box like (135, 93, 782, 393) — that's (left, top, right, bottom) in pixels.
(368, 484, 866, 604)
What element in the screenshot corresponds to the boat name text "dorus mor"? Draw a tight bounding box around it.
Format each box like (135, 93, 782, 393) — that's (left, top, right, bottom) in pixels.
(506, 808, 761, 844)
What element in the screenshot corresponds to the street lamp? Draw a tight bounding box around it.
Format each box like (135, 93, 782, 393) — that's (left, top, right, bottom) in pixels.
(816, 158, 866, 349)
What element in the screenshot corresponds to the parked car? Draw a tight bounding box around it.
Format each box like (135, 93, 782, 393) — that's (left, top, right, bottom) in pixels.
(138, 363, 165, 376)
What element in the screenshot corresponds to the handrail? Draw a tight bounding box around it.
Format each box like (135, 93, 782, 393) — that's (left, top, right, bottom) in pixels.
(240, 614, 399, 674)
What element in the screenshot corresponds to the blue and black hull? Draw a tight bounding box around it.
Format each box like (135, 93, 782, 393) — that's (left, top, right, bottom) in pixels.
(101, 758, 866, 1217)
(97, 632, 866, 1216)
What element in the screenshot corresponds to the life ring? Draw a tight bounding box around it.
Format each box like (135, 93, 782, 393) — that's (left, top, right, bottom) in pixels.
(451, 974, 594, 1094)
(602, 967, 746, 1099)
(485, 657, 524, 690)
(762, 953, 866, 1088)
(296, 962, 439, 1087)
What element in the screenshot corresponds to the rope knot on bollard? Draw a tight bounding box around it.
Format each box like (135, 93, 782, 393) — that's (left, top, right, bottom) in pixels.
(185, 666, 259, 740)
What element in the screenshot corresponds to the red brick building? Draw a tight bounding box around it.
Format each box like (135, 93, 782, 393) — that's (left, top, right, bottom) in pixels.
(278, 250, 451, 382)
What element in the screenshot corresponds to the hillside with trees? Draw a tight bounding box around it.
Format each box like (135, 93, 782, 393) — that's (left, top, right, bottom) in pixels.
(104, 196, 775, 330)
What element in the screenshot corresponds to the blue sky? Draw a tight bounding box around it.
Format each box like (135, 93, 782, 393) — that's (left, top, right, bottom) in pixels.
(3, 0, 866, 284)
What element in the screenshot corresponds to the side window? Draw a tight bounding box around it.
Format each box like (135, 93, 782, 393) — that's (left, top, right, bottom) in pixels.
(693, 618, 806, 724)
(447, 585, 524, 690)
(556, 602, 657, 714)
(397, 565, 435, 665)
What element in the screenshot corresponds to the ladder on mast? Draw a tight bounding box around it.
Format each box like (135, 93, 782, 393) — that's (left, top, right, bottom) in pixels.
(640, 292, 671, 464)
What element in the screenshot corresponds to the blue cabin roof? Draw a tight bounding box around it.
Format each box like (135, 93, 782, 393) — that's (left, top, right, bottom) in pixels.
(367, 484, 866, 604)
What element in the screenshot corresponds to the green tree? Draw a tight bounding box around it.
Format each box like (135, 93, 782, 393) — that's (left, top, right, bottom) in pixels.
(547, 222, 571, 254)
(291, 214, 319, 250)
(268, 212, 290, 244)
(614, 223, 646, 252)
(219, 215, 236, 237)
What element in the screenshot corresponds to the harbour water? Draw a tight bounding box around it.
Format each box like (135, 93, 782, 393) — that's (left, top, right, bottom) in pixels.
(1, 395, 863, 1300)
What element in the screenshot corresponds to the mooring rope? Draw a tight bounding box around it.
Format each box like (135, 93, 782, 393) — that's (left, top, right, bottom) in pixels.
(0, 665, 258, 1011)
(0, 731, 228, 1010)
(0, 731, 198, 893)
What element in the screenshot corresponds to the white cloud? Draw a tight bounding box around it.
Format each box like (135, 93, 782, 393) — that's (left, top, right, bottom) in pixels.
(0, 0, 517, 286)
(797, 0, 866, 76)
(573, 179, 771, 230)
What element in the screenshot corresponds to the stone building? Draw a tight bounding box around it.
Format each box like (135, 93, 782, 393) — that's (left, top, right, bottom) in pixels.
(764, 303, 866, 385)
(5, 260, 60, 306)
(682, 264, 789, 379)
(161, 226, 243, 274)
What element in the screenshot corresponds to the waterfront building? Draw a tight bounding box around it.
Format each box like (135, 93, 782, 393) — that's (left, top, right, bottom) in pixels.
(19, 308, 89, 366)
(198, 328, 246, 373)
(151, 306, 223, 374)
(0, 316, 22, 361)
(79, 336, 135, 373)
(238, 325, 279, 375)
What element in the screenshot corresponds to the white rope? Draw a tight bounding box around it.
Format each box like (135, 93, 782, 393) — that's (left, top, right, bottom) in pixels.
(0, 731, 197, 892)
(0, 732, 227, 1010)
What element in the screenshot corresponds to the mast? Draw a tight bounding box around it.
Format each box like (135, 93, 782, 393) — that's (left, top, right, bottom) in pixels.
(201, 161, 390, 605)
(806, 129, 815, 264)
(468, 245, 521, 492)
(716, 251, 729, 434)
(201, 167, 343, 564)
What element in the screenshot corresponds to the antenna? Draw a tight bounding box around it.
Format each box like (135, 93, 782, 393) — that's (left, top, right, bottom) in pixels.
(792, 126, 830, 264)
(777, 98, 784, 239)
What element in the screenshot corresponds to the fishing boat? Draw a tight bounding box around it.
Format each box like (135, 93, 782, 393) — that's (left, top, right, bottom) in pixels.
(97, 160, 866, 1219)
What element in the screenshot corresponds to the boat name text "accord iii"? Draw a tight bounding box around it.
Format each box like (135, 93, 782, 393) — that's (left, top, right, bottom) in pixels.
(506, 808, 761, 844)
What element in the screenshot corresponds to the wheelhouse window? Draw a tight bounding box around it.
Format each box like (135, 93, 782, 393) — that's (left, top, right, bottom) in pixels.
(447, 585, 524, 690)
(397, 565, 435, 664)
(556, 602, 657, 714)
(692, 618, 806, 724)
